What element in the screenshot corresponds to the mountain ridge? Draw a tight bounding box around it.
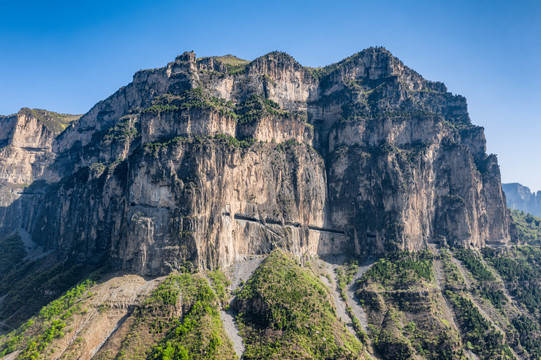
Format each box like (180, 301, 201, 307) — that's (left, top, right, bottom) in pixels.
(0, 48, 516, 352)
(0, 47, 510, 274)
(3, 46, 541, 360)
(503, 182, 541, 217)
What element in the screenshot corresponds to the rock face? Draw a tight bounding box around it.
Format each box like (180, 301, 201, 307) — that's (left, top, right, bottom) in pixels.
(0, 47, 510, 275)
(0, 108, 79, 229)
(503, 182, 541, 217)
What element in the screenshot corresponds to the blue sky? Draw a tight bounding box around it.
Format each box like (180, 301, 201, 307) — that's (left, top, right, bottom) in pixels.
(1, 0, 540, 190)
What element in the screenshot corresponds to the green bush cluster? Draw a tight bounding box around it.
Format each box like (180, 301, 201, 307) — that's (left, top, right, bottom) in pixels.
(482, 246, 541, 313)
(213, 133, 255, 149)
(18, 320, 66, 360)
(511, 315, 541, 358)
(148, 274, 236, 360)
(335, 260, 359, 299)
(509, 209, 541, 243)
(142, 88, 236, 118)
(454, 249, 495, 283)
(480, 246, 541, 356)
(102, 115, 140, 145)
(439, 249, 466, 288)
(236, 95, 292, 124)
(361, 251, 433, 288)
(39, 279, 94, 320)
(20, 107, 80, 134)
(144, 276, 181, 309)
(211, 55, 249, 75)
(0, 277, 95, 358)
(445, 290, 513, 359)
(275, 138, 301, 152)
(207, 269, 231, 305)
(234, 250, 363, 359)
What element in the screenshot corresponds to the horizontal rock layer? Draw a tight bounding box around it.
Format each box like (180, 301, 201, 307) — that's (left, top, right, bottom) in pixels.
(0, 47, 510, 275)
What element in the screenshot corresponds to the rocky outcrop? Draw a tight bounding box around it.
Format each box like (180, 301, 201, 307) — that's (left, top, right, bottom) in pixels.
(503, 182, 541, 217)
(0, 47, 510, 276)
(0, 109, 79, 235)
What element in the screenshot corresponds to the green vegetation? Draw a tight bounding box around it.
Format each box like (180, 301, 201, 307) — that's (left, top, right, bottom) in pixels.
(38, 280, 95, 320)
(0, 260, 101, 333)
(113, 276, 183, 359)
(439, 248, 466, 289)
(335, 260, 359, 300)
(334, 260, 370, 343)
(452, 249, 510, 310)
(509, 209, 541, 244)
(236, 94, 294, 124)
(480, 246, 541, 357)
(482, 246, 541, 315)
(445, 290, 513, 359)
(147, 274, 236, 360)
(90, 162, 106, 176)
(207, 269, 231, 306)
(144, 135, 193, 155)
(358, 251, 463, 359)
(212, 55, 249, 75)
(511, 315, 541, 358)
(143, 133, 258, 157)
(234, 250, 364, 359)
(18, 320, 66, 360)
(479, 287, 507, 310)
(143, 276, 182, 310)
(103, 115, 140, 145)
(20, 107, 80, 134)
(454, 249, 495, 283)
(275, 138, 301, 152)
(113, 273, 235, 360)
(213, 133, 255, 149)
(0, 278, 95, 358)
(142, 88, 236, 118)
(361, 251, 433, 289)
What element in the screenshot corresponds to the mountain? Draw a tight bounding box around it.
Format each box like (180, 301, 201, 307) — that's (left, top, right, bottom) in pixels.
(1, 47, 536, 359)
(503, 183, 541, 217)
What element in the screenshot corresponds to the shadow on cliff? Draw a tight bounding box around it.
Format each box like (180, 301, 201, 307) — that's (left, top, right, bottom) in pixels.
(0, 179, 110, 333)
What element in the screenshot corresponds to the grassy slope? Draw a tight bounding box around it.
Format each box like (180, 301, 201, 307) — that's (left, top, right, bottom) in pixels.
(95, 273, 236, 360)
(233, 250, 364, 360)
(0, 278, 96, 359)
(357, 251, 464, 360)
(0, 258, 101, 333)
(509, 209, 541, 244)
(482, 245, 541, 358)
(20, 108, 80, 134)
(0, 272, 236, 360)
(7, 207, 541, 360)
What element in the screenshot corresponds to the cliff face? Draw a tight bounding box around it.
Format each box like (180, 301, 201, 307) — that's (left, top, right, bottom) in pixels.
(0, 47, 510, 276)
(0, 109, 79, 232)
(503, 182, 541, 217)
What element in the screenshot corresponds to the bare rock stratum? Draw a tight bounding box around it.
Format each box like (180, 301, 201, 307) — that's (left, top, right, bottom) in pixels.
(0, 47, 510, 276)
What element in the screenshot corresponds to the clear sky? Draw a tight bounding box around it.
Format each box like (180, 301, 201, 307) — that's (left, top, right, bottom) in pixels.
(1, 0, 540, 190)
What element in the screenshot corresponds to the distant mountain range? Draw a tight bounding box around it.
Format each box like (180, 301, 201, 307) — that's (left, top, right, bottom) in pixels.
(503, 183, 541, 216)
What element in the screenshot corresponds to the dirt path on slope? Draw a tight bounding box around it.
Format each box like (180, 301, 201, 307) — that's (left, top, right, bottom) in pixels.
(345, 257, 375, 331)
(451, 258, 506, 336)
(318, 256, 375, 333)
(427, 244, 461, 333)
(318, 260, 355, 335)
(56, 274, 163, 360)
(219, 255, 267, 359)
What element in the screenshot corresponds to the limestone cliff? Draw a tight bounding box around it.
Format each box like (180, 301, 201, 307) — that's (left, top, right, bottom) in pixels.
(0, 47, 510, 277)
(503, 182, 541, 217)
